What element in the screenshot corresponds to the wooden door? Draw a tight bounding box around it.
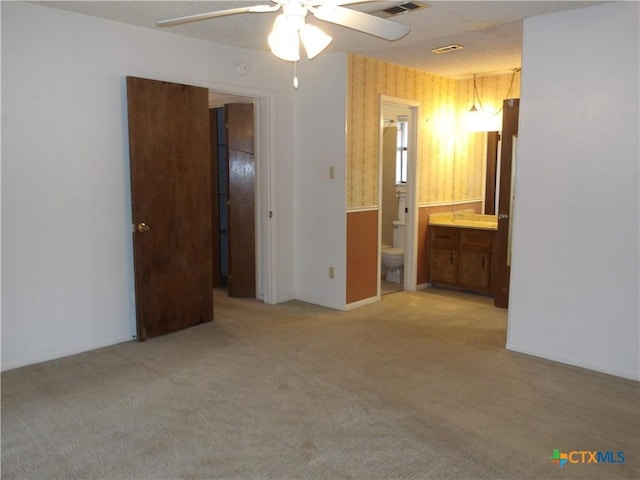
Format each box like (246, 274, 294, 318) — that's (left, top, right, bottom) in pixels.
(226, 103, 256, 298)
(493, 99, 519, 308)
(127, 77, 213, 340)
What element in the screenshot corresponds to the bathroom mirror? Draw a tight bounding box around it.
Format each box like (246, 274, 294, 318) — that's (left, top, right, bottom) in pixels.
(484, 131, 500, 215)
(451, 129, 501, 216)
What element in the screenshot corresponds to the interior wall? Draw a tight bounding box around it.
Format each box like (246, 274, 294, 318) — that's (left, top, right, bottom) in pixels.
(1, 2, 296, 370)
(346, 56, 521, 210)
(293, 54, 348, 309)
(347, 55, 457, 208)
(507, 1, 639, 380)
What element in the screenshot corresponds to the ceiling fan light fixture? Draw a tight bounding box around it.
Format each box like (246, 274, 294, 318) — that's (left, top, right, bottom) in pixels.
(158, 1, 413, 71)
(268, 14, 300, 61)
(299, 23, 332, 59)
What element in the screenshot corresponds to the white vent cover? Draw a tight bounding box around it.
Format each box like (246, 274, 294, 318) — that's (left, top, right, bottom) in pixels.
(430, 44, 465, 54)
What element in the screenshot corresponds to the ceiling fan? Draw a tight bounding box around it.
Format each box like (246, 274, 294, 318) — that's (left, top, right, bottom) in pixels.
(157, 1, 411, 62)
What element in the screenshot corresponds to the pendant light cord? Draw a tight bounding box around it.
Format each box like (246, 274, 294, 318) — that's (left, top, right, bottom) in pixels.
(472, 74, 484, 111)
(476, 68, 520, 117)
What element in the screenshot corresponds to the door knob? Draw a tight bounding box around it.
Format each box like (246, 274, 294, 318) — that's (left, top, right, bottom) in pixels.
(136, 222, 151, 232)
(498, 214, 509, 220)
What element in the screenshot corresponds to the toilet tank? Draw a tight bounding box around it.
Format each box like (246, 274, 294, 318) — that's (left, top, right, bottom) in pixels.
(392, 220, 405, 248)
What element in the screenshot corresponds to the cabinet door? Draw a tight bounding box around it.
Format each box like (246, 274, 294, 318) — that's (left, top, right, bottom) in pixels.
(431, 247, 457, 285)
(458, 249, 491, 291)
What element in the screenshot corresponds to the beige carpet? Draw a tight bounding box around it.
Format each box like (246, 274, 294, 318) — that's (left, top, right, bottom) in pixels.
(2, 288, 638, 479)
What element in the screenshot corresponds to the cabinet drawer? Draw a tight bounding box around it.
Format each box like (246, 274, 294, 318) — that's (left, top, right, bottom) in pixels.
(431, 227, 458, 247)
(459, 229, 493, 248)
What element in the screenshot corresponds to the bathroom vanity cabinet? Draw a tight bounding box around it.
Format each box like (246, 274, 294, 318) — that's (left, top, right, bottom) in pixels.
(429, 225, 495, 294)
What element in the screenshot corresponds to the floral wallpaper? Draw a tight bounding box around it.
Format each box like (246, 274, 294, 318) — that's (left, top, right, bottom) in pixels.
(346, 54, 521, 209)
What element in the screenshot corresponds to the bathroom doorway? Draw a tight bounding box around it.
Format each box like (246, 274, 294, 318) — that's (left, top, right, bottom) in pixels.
(378, 96, 420, 297)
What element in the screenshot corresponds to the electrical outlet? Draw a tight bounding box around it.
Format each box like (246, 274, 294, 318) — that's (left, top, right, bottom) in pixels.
(329, 166, 335, 179)
(329, 266, 335, 279)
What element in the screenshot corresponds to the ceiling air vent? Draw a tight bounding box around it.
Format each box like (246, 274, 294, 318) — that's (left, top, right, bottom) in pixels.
(372, 2, 428, 18)
(431, 44, 465, 54)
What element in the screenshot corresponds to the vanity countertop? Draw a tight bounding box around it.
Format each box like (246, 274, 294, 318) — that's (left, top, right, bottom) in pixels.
(428, 213, 498, 231)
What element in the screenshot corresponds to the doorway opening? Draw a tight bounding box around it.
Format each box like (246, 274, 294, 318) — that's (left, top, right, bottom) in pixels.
(378, 96, 420, 298)
(209, 96, 256, 297)
(207, 88, 277, 304)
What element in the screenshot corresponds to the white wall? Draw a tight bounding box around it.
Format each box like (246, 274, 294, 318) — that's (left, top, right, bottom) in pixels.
(293, 54, 348, 309)
(1, 2, 296, 370)
(507, 2, 639, 380)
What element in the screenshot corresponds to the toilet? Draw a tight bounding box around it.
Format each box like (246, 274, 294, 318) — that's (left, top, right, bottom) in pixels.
(382, 220, 405, 283)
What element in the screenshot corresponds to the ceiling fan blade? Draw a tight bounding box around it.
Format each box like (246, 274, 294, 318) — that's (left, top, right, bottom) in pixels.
(312, 4, 410, 41)
(157, 4, 280, 27)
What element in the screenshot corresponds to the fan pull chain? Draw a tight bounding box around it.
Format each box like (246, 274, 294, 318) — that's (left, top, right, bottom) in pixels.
(293, 61, 299, 89)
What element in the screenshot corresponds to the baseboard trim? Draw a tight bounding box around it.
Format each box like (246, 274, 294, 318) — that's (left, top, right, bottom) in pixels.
(293, 294, 345, 311)
(506, 341, 640, 381)
(1, 334, 135, 372)
(344, 296, 379, 311)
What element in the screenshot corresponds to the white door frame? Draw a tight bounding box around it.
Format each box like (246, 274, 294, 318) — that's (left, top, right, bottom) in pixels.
(203, 81, 278, 305)
(378, 95, 420, 295)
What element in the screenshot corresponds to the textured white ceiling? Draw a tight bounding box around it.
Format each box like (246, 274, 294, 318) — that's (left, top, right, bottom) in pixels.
(32, 1, 605, 79)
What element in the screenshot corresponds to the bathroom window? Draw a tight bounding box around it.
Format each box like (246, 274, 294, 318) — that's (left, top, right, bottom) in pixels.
(395, 115, 408, 184)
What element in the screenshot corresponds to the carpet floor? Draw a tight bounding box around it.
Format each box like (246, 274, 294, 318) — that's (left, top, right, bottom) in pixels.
(2, 288, 638, 479)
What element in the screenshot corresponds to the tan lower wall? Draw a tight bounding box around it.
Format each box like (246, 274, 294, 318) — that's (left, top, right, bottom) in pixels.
(346, 210, 378, 304)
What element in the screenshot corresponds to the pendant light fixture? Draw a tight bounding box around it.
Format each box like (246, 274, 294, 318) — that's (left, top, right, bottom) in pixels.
(467, 73, 489, 132)
(467, 69, 520, 132)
